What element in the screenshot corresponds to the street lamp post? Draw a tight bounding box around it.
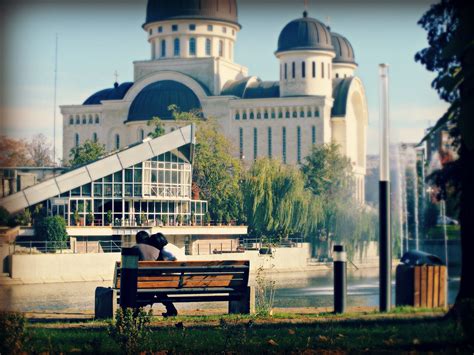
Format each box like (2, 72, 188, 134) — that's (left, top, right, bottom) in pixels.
(379, 63, 391, 312)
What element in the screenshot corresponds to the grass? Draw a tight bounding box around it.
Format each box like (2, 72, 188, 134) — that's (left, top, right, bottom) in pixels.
(20, 308, 471, 353)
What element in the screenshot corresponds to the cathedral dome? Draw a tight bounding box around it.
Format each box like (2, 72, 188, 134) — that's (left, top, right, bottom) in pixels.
(127, 80, 202, 122)
(144, 0, 240, 27)
(331, 32, 356, 64)
(276, 12, 333, 54)
(83, 82, 133, 105)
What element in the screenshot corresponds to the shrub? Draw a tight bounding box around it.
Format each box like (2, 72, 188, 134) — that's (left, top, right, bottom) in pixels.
(0, 206, 10, 226)
(0, 311, 27, 354)
(108, 307, 152, 355)
(34, 216, 68, 250)
(14, 209, 32, 226)
(203, 211, 211, 225)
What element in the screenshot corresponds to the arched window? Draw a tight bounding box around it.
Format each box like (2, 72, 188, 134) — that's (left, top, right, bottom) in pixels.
(312, 61, 316, 78)
(88, 115, 93, 124)
(239, 127, 244, 159)
(307, 110, 313, 117)
(242, 111, 247, 120)
(256, 111, 261, 119)
(292, 62, 295, 78)
(312, 126, 316, 145)
(292, 110, 297, 118)
(76, 116, 80, 124)
(95, 115, 100, 124)
(249, 111, 254, 119)
(336, 73, 339, 78)
(75, 133, 80, 147)
(264, 111, 269, 119)
(69, 117, 74, 125)
(235, 112, 240, 120)
(82, 116, 87, 124)
(151, 41, 156, 59)
(92, 132, 98, 143)
(253, 127, 258, 160)
(321, 62, 325, 78)
(189, 38, 196, 56)
(206, 38, 212, 55)
(302, 62, 306, 78)
(161, 39, 166, 57)
(173, 38, 180, 56)
(297, 126, 302, 163)
(115, 134, 120, 149)
(285, 110, 290, 118)
(284, 63, 288, 80)
(219, 40, 224, 57)
(139, 129, 145, 141)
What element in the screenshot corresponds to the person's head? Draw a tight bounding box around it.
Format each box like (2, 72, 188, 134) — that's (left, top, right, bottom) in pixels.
(149, 233, 168, 250)
(136, 230, 150, 244)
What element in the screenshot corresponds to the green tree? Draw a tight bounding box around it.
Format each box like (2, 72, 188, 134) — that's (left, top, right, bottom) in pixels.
(243, 159, 321, 241)
(193, 119, 243, 221)
(301, 143, 354, 198)
(69, 140, 106, 167)
(301, 143, 376, 258)
(415, 0, 474, 319)
(147, 117, 165, 138)
(150, 105, 243, 221)
(34, 216, 68, 250)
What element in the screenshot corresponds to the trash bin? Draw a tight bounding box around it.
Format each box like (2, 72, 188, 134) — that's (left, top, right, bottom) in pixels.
(396, 250, 447, 308)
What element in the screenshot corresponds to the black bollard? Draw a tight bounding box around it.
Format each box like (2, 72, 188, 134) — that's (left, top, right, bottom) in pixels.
(120, 246, 139, 309)
(333, 245, 347, 314)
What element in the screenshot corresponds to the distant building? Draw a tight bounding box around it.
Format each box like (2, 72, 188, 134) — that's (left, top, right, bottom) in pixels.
(60, 0, 368, 203)
(0, 167, 67, 198)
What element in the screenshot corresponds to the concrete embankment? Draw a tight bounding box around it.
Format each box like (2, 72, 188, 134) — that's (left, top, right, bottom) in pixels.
(5, 243, 380, 284)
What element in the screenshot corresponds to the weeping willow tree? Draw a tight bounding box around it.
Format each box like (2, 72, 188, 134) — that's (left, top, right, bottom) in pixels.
(302, 143, 378, 259)
(243, 158, 322, 241)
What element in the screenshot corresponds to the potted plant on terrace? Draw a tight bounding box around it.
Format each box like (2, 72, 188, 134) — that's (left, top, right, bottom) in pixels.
(73, 210, 80, 226)
(176, 214, 183, 226)
(106, 210, 113, 226)
(224, 212, 232, 226)
(216, 211, 223, 226)
(203, 212, 211, 226)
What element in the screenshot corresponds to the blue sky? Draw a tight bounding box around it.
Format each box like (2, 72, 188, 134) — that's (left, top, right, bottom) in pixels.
(0, 0, 448, 159)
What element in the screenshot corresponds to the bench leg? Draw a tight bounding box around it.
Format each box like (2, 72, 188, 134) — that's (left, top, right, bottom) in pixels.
(229, 286, 255, 314)
(95, 287, 117, 319)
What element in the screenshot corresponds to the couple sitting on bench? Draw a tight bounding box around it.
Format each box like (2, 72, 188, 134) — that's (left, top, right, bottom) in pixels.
(134, 231, 185, 317)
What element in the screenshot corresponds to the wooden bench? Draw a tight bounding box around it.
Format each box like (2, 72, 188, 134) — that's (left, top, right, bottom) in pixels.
(103, 260, 254, 316)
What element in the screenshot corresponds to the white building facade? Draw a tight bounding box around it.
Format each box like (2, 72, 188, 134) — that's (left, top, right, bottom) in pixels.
(60, 0, 368, 203)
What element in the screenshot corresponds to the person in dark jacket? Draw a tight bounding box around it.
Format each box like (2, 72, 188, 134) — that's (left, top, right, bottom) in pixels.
(148, 233, 179, 317)
(134, 231, 159, 261)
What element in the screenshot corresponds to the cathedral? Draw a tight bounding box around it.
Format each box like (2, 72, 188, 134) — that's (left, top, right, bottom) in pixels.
(61, 0, 368, 203)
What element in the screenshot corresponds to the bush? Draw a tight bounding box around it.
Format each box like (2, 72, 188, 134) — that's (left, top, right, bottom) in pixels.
(34, 216, 68, 249)
(0, 206, 10, 226)
(14, 209, 32, 226)
(0, 311, 27, 354)
(108, 308, 152, 355)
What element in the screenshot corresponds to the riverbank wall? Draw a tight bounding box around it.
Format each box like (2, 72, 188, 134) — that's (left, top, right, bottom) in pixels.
(5, 242, 382, 284)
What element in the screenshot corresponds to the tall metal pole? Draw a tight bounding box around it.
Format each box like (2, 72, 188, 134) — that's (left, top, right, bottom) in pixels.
(379, 64, 391, 312)
(53, 33, 58, 166)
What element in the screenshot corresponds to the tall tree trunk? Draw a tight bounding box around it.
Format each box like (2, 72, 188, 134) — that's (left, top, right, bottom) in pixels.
(454, 0, 474, 335)
(457, 143, 474, 302)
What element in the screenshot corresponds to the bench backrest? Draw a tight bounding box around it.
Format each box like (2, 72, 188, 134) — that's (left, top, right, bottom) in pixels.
(113, 260, 250, 292)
